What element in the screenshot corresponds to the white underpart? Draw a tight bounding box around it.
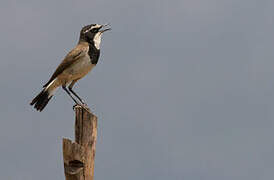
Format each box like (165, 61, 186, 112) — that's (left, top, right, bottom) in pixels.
(84, 24, 102, 33)
(93, 32, 102, 49)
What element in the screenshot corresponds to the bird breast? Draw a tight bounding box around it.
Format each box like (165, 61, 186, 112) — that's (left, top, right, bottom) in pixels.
(63, 55, 95, 80)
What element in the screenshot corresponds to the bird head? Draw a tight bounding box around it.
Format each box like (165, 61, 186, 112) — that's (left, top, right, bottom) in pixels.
(80, 24, 111, 49)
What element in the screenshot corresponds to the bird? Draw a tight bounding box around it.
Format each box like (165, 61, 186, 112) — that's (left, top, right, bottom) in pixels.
(30, 24, 111, 112)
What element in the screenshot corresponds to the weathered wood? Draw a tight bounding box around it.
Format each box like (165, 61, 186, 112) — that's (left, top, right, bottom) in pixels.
(63, 105, 98, 180)
(63, 139, 85, 180)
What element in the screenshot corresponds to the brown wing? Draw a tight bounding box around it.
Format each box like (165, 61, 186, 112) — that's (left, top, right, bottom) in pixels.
(43, 42, 89, 87)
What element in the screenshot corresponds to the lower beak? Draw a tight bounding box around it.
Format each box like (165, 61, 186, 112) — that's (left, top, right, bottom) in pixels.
(99, 24, 111, 33)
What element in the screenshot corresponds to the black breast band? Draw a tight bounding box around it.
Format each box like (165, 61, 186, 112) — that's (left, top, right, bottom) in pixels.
(88, 44, 100, 64)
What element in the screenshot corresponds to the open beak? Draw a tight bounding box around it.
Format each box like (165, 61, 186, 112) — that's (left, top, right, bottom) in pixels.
(99, 23, 111, 33)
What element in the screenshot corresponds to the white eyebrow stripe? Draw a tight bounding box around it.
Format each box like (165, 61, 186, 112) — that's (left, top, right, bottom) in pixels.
(84, 24, 102, 33)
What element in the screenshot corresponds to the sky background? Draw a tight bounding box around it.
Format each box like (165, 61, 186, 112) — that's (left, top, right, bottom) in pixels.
(0, 0, 274, 179)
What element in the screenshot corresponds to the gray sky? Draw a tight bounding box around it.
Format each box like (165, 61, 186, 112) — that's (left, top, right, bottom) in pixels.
(1, 0, 274, 179)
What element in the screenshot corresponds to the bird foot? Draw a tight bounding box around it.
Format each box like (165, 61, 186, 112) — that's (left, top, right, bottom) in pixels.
(73, 103, 91, 113)
(73, 104, 80, 110)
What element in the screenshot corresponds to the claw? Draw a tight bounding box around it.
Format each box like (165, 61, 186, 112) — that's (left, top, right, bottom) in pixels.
(73, 104, 81, 111)
(72, 103, 90, 113)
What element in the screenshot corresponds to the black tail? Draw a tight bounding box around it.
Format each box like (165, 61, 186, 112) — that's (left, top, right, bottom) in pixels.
(30, 89, 52, 112)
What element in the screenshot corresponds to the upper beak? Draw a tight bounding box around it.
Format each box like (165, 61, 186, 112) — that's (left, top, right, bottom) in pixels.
(99, 23, 111, 33)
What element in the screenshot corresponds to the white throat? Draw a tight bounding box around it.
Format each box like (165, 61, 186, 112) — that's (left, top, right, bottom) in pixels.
(93, 33, 102, 49)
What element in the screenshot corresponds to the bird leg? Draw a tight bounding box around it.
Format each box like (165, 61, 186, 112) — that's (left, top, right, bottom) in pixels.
(62, 85, 80, 105)
(68, 80, 86, 105)
(66, 81, 90, 112)
(69, 88, 86, 105)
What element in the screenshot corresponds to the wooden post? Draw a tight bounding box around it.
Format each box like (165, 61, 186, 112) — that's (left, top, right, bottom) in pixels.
(63, 105, 98, 180)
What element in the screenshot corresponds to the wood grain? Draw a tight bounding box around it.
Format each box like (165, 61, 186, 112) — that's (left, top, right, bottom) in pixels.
(63, 105, 98, 180)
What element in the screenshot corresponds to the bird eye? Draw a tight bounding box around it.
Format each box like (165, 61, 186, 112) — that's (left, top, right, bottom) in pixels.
(92, 28, 98, 32)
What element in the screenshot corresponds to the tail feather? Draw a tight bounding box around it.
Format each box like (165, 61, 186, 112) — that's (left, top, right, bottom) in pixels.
(30, 89, 52, 111)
